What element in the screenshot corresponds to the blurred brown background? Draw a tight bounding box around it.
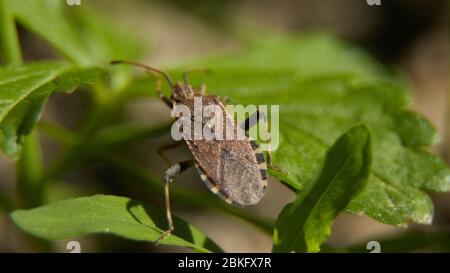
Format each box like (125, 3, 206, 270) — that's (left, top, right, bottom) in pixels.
(0, 0, 448, 252)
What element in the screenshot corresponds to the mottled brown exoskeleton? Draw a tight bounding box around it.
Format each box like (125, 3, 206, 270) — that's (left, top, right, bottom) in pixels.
(111, 61, 276, 244)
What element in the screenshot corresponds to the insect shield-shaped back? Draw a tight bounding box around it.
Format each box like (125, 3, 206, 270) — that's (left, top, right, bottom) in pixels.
(195, 144, 268, 207)
(171, 90, 268, 207)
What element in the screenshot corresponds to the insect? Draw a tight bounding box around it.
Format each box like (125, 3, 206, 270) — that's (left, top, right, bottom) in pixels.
(111, 61, 278, 244)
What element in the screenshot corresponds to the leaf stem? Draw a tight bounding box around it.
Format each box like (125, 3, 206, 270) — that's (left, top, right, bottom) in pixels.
(0, 1, 52, 252)
(16, 130, 44, 208)
(0, 190, 15, 212)
(0, 0, 22, 65)
(38, 121, 77, 146)
(443, 94, 450, 164)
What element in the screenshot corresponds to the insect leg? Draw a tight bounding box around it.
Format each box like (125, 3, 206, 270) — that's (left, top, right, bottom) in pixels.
(157, 141, 184, 166)
(155, 159, 194, 245)
(240, 111, 282, 171)
(239, 110, 266, 133)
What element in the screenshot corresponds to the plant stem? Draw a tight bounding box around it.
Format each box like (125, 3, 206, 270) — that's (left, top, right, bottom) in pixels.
(43, 120, 172, 179)
(43, 82, 126, 180)
(38, 121, 77, 146)
(0, 1, 52, 252)
(17, 130, 44, 208)
(0, 0, 22, 65)
(0, 190, 15, 212)
(443, 92, 450, 164)
(0, 0, 22, 213)
(0, 2, 46, 209)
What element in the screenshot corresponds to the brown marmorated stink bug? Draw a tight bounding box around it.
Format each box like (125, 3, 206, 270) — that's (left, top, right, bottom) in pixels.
(111, 61, 279, 244)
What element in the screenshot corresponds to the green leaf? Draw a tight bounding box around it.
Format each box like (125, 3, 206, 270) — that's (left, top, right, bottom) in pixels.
(273, 125, 372, 253)
(0, 61, 104, 159)
(11, 194, 222, 253)
(170, 32, 450, 227)
(9, 0, 142, 65)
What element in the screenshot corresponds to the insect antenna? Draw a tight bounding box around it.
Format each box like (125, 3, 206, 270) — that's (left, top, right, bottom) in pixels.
(110, 60, 175, 88)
